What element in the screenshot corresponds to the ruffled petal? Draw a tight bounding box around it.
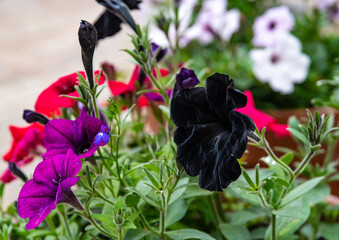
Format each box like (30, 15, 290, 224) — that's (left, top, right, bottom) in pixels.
(171, 88, 218, 127)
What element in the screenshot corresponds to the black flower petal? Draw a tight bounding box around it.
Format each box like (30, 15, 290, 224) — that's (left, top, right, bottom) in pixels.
(171, 73, 254, 191)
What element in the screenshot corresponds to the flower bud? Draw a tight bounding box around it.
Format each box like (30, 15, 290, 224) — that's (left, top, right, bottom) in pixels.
(151, 43, 167, 62)
(23, 110, 49, 125)
(173, 68, 199, 96)
(9, 162, 27, 182)
(78, 20, 97, 90)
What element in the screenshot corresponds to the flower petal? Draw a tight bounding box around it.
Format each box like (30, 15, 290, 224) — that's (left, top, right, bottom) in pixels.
(171, 88, 218, 127)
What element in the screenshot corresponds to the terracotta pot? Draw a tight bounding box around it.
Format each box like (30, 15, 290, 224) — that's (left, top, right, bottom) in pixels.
(243, 107, 339, 196)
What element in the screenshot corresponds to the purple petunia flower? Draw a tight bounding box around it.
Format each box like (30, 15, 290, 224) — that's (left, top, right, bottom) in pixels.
(173, 68, 199, 96)
(18, 149, 83, 229)
(43, 109, 109, 158)
(252, 5, 294, 47)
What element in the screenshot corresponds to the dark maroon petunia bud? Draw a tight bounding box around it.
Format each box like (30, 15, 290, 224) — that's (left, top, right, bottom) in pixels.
(78, 20, 97, 90)
(101, 62, 116, 80)
(8, 162, 27, 182)
(23, 109, 49, 125)
(173, 68, 199, 96)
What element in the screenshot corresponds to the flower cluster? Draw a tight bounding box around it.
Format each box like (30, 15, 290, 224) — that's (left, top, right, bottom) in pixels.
(250, 6, 311, 94)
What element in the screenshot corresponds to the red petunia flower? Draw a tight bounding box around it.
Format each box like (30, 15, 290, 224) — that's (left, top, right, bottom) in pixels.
(236, 90, 289, 138)
(1, 123, 45, 183)
(35, 71, 106, 117)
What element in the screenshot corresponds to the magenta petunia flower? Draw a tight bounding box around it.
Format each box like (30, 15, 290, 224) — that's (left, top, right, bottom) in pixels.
(18, 149, 83, 229)
(43, 109, 109, 159)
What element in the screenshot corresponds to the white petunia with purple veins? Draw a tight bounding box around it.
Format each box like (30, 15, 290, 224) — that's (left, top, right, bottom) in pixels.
(250, 33, 310, 94)
(252, 5, 295, 47)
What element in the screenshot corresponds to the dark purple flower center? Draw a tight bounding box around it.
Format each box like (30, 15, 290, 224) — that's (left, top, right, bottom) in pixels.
(268, 21, 276, 30)
(270, 54, 280, 64)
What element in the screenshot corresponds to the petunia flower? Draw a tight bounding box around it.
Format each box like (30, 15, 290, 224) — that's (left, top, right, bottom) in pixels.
(171, 73, 255, 191)
(35, 71, 105, 117)
(173, 67, 199, 96)
(249, 33, 310, 94)
(236, 90, 289, 138)
(43, 109, 109, 159)
(18, 149, 83, 229)
(252, 5, 295, 47)
(181, 0, 240, 46)
(317, 0, 339, 24)
(1, 123, 44, 183)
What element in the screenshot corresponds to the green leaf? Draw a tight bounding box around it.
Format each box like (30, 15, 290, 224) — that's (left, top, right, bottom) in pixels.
(231, 209, 267, 225)
(126, 187, 159, 209)
(242, 168, 256, 189)
(143, 168, 160, 189)
(27, 230, 55, 238)
(114, 196, 126, 212)
(166, 199, 187, 227)
(124, 229, 150, 240)
(120, 104, 136, 129)
(219, 224, 251, 240)
(126, 193, 140, 207)
(280, 152, 294, 165)
(261, 156, 285, 178)
(165, 229, 215, 240)
(319, 223, 339, 240)
(303, 184, 330, 206)
(287, 128, 311, 147)
(266, 198, 310, 240)
(273, 198, 310, 219)
(169, 177, 189, 204)
(281, 176, 324, 206)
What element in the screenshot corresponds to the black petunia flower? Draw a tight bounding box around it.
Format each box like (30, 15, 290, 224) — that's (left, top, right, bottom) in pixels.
(170, 73, 254, 191)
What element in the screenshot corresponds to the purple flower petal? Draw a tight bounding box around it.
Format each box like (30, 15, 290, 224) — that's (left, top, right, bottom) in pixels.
(18, 149, 83, 229)
(94, 126, 110, 146)
(145, 92, 165, 102)
(43, 109, 108, 158)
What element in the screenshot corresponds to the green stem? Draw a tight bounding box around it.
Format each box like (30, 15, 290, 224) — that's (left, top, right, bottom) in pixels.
(272, 213, 277, 240)
(292, 150, 316, 181)
(86, 214, 116, 238)
(263, 139, 294, 180)
(45, 215, 59, 239)
(159, 191, 167, 237)
(93, 189, 115, 205)
(61, 208, 72, 239)
(209, 195, 221, 226)
(137, 206, 158, 235)
(91, 92, 100, 119)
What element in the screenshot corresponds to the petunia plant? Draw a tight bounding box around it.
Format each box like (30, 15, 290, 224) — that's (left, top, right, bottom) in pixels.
(1, 1, 339, 240)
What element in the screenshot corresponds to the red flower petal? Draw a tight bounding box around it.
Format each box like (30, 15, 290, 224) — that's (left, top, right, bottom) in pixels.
(35, 71, 105, 117)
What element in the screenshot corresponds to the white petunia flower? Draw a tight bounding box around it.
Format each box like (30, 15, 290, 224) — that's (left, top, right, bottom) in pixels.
(180, 0, 241, 46)
(250, 33, 311, 94)
(252, 5, 295, 47)
(148, 0, 198, 49)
